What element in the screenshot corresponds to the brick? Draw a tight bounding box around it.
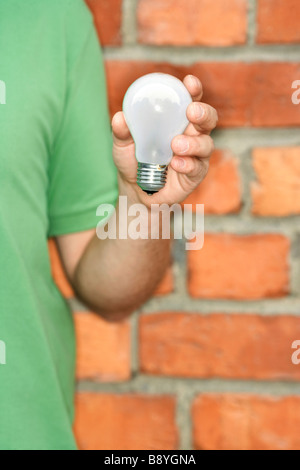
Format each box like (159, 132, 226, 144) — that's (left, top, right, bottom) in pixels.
(106, 61, 252, 127)
(74, 394, 178, 450)
(193, 394, 300, 450)
(252, 147, 300, 216)
(106, 61, 300, 128)
(155, 267, 174, 296)
(251, 63, 300, 127)
(140, 312, 300, 380)
(74, 312, 131, 382)
(183, 150, 241, 214)
(257, 0, 300, 44)
(188, 234, 290, 300)
(138, 0, 247, 47)
(48, 239, 74, 298)
(85, 0, 122, 46)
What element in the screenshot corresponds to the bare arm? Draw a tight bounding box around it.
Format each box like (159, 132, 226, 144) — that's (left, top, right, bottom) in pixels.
(57, 183, 171, 322)
(56, 76, 218, 322)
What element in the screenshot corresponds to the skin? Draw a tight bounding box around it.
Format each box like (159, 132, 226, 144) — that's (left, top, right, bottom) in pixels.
(56, 75, 218, 322)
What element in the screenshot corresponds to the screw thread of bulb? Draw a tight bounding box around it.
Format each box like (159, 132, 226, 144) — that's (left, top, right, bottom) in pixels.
(137, 163, 168, 195)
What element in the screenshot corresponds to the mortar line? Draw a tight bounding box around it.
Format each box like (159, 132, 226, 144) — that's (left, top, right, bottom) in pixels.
(103, 45, 300, 63)
(76, 376, 300, 396)
(122, 0, 138, 45)
(176, 391, 193, 450)
(248, 0, 258, 46)
(290, 232, 300, 297)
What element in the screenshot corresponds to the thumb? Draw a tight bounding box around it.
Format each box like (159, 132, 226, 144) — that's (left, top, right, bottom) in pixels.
(112, 111, 134, 147)
(112, 111, 137, 185)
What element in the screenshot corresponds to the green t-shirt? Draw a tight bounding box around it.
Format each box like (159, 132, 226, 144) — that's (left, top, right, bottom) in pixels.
(0, 0, 118, 450)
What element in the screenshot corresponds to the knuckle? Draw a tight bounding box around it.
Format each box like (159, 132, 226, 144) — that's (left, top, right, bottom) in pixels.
(213, 109, 219, 127)
(202, 159, 209, 177)
(194, 159, 209, 181)
(203, 135, 214, 156)
(207, 107, 216, 125)
(203, 106, 218, 129)
(195, 102, 203, 119)
(189, 160, 197, 174)
(187, 102, 195, 115)
(188, 159, 200, 177)
(189, 102, 204, 122)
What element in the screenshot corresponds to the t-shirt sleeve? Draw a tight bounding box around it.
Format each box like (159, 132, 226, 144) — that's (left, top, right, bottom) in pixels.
(47, 0, 118, 237)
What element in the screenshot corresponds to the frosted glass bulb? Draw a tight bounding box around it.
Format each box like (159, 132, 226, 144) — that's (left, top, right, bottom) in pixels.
(123, 73, 192, 194)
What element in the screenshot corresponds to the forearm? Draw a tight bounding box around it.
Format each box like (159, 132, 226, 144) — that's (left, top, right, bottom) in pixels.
(73, 182, 171, 321)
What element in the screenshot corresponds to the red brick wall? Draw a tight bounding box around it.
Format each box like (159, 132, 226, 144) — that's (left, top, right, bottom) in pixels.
(50, 0, 300, 450)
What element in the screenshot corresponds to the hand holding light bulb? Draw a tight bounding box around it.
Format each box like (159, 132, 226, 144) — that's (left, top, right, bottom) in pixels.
(112, 74, 218, 206)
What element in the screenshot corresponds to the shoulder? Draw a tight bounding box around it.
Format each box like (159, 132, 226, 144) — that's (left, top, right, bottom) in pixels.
(35, 0, 91, 15)
(63, 0, 96, 69)
(44, 0, 95, 67)
(63, 0, 93, 25)
(32, 0, 93, 30)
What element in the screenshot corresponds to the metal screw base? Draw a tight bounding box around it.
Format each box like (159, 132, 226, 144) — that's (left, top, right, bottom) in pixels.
(137, 163, 168, 195)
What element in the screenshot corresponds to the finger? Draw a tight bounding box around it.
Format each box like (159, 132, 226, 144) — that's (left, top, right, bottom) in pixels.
(184, 122, 199, 137)
(172, 134, 215, 160)
(171, 155, 209, 180)
(112, 111, 134, 147)
(183, 75, 203, 102)
(186, 102, 218, 134)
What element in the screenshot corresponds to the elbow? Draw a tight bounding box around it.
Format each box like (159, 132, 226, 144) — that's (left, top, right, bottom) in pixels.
(94, 308, 134, 323)
(74, 289, 135, 323)
(72, 276, 153, 323)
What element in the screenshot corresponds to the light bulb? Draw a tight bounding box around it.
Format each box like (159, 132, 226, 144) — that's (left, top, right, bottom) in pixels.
(123, 73, 192, 194)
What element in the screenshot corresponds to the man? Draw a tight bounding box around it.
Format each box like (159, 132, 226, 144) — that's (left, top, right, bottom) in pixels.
(0, 0, 217, 450)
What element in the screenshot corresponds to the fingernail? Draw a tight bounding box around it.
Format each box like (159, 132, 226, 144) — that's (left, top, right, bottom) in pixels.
(176, 158, 186, 169)
(194, 104, 204, 121)
(176, 137, 189, 154)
